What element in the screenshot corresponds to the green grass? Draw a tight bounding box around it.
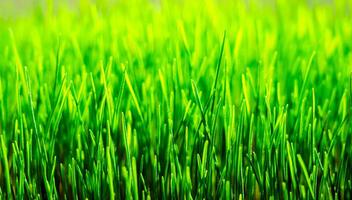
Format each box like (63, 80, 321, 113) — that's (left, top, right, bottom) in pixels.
(0, 0, 352, 199)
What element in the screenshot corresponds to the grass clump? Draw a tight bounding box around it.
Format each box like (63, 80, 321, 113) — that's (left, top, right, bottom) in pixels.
(0, 0, 352, 199)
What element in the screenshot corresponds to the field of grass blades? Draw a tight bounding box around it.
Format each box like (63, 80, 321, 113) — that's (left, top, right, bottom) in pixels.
(0, 0, 352, 199)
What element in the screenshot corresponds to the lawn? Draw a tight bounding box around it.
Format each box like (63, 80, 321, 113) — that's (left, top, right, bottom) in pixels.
(0, 0, 352, 199)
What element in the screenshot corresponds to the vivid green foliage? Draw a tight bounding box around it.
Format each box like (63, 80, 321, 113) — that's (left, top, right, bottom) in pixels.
(0, 0, 352, 199)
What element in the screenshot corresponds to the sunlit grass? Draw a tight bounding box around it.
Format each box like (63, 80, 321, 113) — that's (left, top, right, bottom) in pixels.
(0, 0, 352, 199)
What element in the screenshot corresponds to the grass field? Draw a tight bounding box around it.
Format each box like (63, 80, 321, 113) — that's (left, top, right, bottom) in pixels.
(0, 0, 352, 199)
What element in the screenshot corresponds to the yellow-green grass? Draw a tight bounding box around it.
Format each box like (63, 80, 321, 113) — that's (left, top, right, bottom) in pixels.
(0, 0, 352, 199)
